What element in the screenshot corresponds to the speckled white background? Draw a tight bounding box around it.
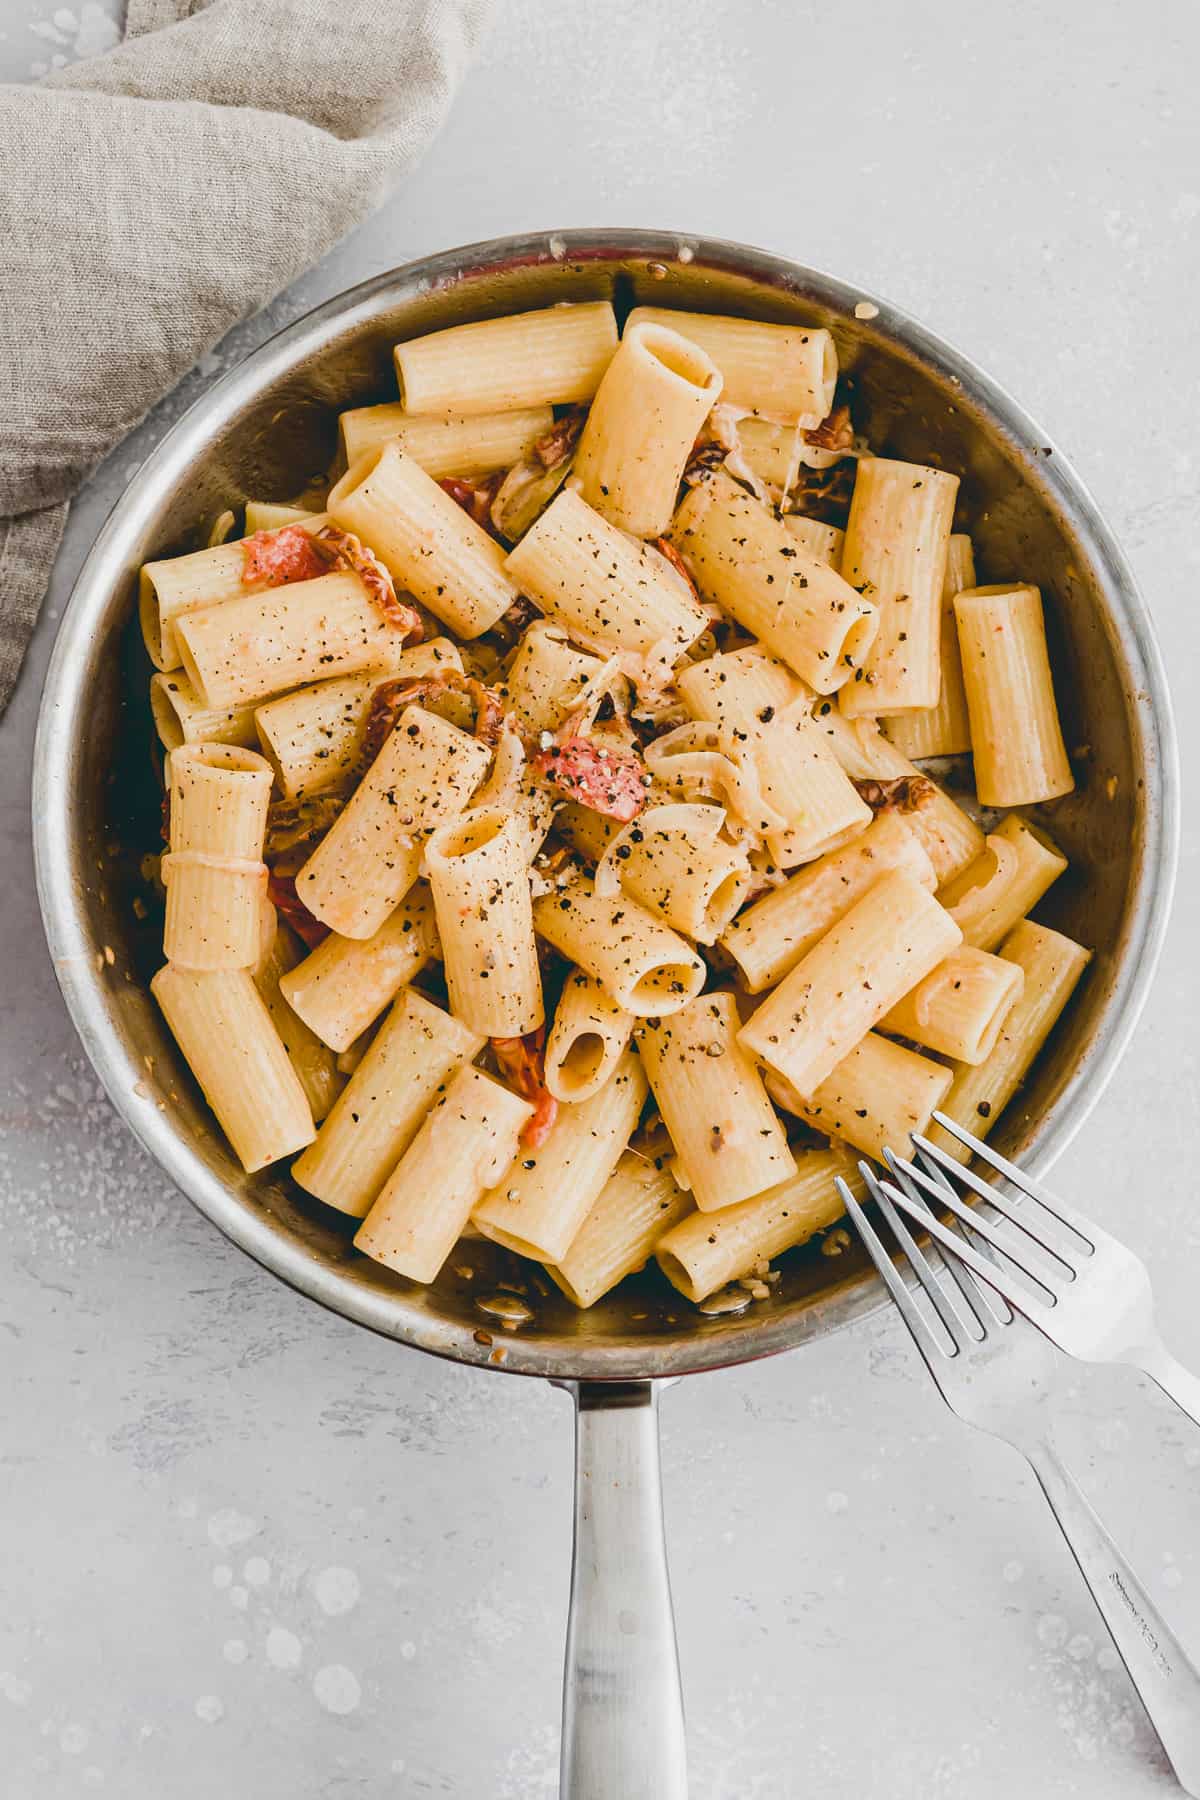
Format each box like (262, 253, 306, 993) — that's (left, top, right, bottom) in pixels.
(1, 1, 1198, 1794)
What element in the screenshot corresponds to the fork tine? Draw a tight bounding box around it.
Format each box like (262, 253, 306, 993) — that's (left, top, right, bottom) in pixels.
(883, 1148, 1008, 1330)
(910, 1145, 1014, 1326)
(927, 1112, 1096, 1250)
(881, 1176, 1060, 1312)
(856, 1162, 987, 1344)
(835, 1176, 953, 1364)
(900, 1146, 1078, 1282)
(921, 1116, 1101, 1260)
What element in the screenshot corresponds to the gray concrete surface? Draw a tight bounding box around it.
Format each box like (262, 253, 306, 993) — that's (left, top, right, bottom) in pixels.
(1, 1, 1197, 1794)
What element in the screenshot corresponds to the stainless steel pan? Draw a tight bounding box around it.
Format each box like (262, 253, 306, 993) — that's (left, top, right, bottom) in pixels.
(32, 231, 1178, 1797)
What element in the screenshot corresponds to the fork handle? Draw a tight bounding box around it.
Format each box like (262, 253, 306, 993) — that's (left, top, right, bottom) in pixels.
(1134, 1341, 1200, 1430)
(1027, 1439, 1200, 1796)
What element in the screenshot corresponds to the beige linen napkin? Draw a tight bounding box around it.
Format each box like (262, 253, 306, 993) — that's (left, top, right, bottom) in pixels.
(0, 0, 491, 712)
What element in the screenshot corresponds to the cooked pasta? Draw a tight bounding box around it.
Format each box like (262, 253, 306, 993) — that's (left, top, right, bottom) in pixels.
(954, 584, 1075, 805)
(138, 295, 1090, 1311)
(635, 992, 793, 1211)
(574, 321, 722, 537)
(670, 470, 877, 692)
(837, 457, 959, 717)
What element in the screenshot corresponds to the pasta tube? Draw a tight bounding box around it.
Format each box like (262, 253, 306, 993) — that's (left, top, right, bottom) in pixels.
(721, 811, 937, 992)
(785, 514, 844, 567)
(879, 944, 1025, 1064)
(139, 514, 327, 671)
(544, 969, 635, 1104)
(356, 1066, 532, 1282)
(928, 919, 1091, 1161)
(812, 709, 984, 884)
(278, 886, 439, 1052)
(636, 992, 793, 1212)
(501, 623, 605, 737)
(575, 321, 722, 537)
(838, 458, 959, 717)
(738, 869, 962, 1097)
(162, 743, 272, 971)
(254, 638, 463, 801)
(765, 1030, 953, 1162)
(292, 987, 483, 1217)
(243, 503, 313, 533)
(505, 489, 708, 659)
(883, 533, 975, 757)
(938, 813, 1067, 951)
(150, 672, 258, 753)
(472, 1051, 647, 1262)
(425, 806, 544, 1037)
(532, 873, 706, 1016)
(251, 908, 343, 1122)
(655, 1142, 860, 1302)
(547, 1147, 693, 1308)
(151, 964, 315, 1172)
(669, 472, 877, 693)
(598, 803, 753, 944)
(176, 571, 407, 710)
(954, 584, 1074, 805)
(338, 404, 553, 477)
(677, 648, 871, 867)
(394, 301, 618, 414)
(296, 705, 490, 939)
(625, 307, 837, 425)
(327, 444, 519, 637)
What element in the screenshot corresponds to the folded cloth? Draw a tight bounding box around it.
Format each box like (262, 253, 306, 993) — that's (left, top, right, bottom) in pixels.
(0, 0, 491, 713)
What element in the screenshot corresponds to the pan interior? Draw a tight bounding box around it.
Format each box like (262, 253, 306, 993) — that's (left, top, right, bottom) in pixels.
(36, 233, 1172, 1380)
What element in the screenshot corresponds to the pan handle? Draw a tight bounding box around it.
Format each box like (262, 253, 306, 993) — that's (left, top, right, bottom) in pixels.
(559, 1379, 687, 1800)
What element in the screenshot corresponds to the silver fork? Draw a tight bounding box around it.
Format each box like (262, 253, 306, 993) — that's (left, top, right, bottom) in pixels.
(882, 1111, 1200, 1426)
(839, 1154, 1200, 1796)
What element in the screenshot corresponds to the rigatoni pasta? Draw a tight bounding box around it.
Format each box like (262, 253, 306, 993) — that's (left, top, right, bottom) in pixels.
(140, 514, 327, 670)
(737, 869, 962, 1097)
(636, 992, 793, 1211)
(251, 908, 343, 1122)
(655, 1143, 860, 1302)
(927, 919, 1091, 1162)
(938, 813, 1067, 951)
(670, 471, 877, 693)
(837, 457, 959, 717)
(532, 872, 707, 1017)
(954, 584, 1075, 805)
(254, 638, 462, 801)
(425, 806, 544, 1037)
(548, 1146, 693, 1308)
(295, 705, 490, 939)
(356, 1066, 531, 1281)
(721, 810, 937, 992)
(878, 944, 1025, 1064)
(574, 321, 722, 537)
(544, 970, 635, 1104)
(278, 886, 439, 1052)
(339, 404, 554, 477)
(394, 301, 618, 414)
(139, 293, 1092, 1314)
(176, 570, 406, 710)
(151, 672, 259, 753)
(162, 743, 272, 971)
(624, 307, 837, 425)
(472, 1052, 648, 1261)
(765, 1031, 953, 1163)
(506, 488, 708, 659)
(328, 444, 520, 638)
(292, 987, 483, 1217)
(152, 963, 316, 1172)
(882, 533, 975, 757)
